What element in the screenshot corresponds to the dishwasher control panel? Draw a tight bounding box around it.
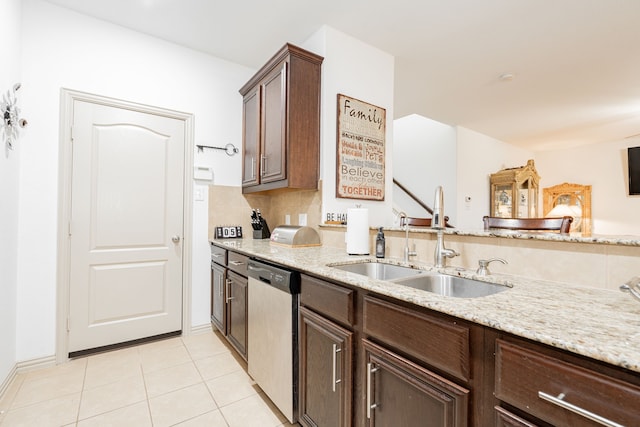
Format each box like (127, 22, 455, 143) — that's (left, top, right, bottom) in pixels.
(247, 259, 300, 294)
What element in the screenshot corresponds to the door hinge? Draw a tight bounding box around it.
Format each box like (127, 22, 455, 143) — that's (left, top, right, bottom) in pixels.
(66, 317, 70, 332)
(70, 125, 74, 141)
(68, 221, 72, 237)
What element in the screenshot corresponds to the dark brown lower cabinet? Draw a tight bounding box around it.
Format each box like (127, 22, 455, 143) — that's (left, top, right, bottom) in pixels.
(495, 338, 640, 427)
(363, 339, 469, 427)
(210, 261, 226, 332)
(299, 306, 353, 427)
(210, 247, 248, 361)
(226, 270, 247, 358)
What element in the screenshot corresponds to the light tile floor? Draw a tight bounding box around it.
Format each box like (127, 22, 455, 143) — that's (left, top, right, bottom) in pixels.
(0, 330, 296, 427)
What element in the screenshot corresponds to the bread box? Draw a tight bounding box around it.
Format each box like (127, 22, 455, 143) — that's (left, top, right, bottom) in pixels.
(270, 225, 321, 247)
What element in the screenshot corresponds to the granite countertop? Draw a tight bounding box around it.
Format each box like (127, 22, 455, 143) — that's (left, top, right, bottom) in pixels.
(321, 223, 640, 247)
(211, 238, 640, 374)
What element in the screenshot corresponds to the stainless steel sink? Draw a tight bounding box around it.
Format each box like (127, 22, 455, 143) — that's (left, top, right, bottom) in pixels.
(394, 274, 509, 298)
(330, 261, 509, 298)
(330, 262, 424, 280)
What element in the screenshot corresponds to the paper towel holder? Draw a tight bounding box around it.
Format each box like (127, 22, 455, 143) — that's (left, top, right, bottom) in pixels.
(346, 205, 370, 255)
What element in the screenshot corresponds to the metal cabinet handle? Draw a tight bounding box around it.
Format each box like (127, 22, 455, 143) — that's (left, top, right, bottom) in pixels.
(218, 275, 223, 297)
(225, 279, 234, 302)
(229, 261, 245, 266)
(251, 157, 256, 179)
(366, 362, 379, 419)
(212, 253, 223, 258)
(538, 391, 624, 427)
(332, 344, 342, 392)
(260, 155, 267, 176)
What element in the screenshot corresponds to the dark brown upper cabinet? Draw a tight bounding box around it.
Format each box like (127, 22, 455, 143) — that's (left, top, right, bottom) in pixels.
(239, 43, 323, 193)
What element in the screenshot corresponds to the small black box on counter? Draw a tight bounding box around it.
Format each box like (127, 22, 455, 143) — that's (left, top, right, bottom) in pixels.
(253, 228, 271, 239)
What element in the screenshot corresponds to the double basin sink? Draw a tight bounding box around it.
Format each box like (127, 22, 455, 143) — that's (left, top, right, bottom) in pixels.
(331, 262, 509, 298)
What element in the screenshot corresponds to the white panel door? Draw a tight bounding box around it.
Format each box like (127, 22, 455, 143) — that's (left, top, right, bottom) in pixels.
(68, 100, 185, 353)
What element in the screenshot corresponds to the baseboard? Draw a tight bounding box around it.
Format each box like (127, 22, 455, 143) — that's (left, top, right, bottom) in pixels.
(191, 323, 213, 335)
(0, 364, 18, 402)
(0, 355, 61, 403)
(16, 355, 56, 374)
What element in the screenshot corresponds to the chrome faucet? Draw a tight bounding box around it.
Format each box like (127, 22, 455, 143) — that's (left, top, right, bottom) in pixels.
(398, 212, 417, 263)
(432, 186, 459, 268)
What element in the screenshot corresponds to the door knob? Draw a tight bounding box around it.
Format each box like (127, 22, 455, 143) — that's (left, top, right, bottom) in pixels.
(172, 235, 181, 243)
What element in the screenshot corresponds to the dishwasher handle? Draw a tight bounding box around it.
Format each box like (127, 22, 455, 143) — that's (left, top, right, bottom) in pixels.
(247, 263, 272, 283)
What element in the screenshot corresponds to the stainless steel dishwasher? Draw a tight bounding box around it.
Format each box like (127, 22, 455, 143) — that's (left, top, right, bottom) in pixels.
(246, 258, 300, 423)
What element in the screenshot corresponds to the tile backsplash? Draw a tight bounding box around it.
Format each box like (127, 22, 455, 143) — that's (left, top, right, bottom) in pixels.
(208, 182, 640, 292)
(208, 182, 322, 240)
(321, 226, 640, 292)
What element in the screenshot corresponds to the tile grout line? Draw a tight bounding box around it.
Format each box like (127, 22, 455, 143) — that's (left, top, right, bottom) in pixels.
(138, 351, 154, 427)
(183, 336, 231, 427)
(75, 354, 89, 425)
(3, 332, 289, 426)
(76, 348, 148, 424)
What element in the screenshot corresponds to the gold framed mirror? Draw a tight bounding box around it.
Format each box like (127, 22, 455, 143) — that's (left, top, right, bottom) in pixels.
(543, 182, 592, 235)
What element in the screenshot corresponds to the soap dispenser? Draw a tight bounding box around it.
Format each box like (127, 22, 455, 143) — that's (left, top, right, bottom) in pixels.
(375, 227, 385, 258)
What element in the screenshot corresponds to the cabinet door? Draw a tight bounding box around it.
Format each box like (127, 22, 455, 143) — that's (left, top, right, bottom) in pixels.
(260, 61, 287, 183)
(226, 270, 247, 359)
(363, 339, 469, 427)
(210, 262, 226, 333)
(242, 86, 260, 187)
(299, 306, 353, 427)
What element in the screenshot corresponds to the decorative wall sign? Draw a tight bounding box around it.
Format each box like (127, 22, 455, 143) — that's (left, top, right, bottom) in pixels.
(336, 94, 386, 201)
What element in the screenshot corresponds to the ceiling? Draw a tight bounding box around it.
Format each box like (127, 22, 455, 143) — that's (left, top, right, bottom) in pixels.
(43, 0, 640, 151)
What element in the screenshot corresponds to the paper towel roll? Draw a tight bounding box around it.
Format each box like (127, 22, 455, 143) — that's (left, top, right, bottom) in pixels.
(346, 207, 369, 255)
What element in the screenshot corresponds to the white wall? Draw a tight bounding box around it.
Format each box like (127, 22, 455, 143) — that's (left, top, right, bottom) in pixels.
(0, 0, 22, 388)
(456, 126, 534, 230)
(15, 0, 252, 361)
(393, 114, 457, 222)
(535, 136, 640, 235)
(400, 122, 639, 235)
(304, 27, 395, 228)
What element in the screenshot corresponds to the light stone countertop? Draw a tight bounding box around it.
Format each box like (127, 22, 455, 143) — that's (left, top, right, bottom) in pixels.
(321, 223, 640, 247)
(212, 238, 640, 374)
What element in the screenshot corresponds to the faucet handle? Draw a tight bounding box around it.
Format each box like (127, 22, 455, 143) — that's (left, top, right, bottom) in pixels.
(476, 258, 508, 276)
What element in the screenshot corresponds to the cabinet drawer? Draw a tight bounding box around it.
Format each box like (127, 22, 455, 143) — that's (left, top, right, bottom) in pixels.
(495, 339, 640, 427)
(494, 406, 539, 427)
(210, 244, 227, 265)
(227, 252, 249, 276)
(300, 275, 354, 327)
(363, 296, 470, 382)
